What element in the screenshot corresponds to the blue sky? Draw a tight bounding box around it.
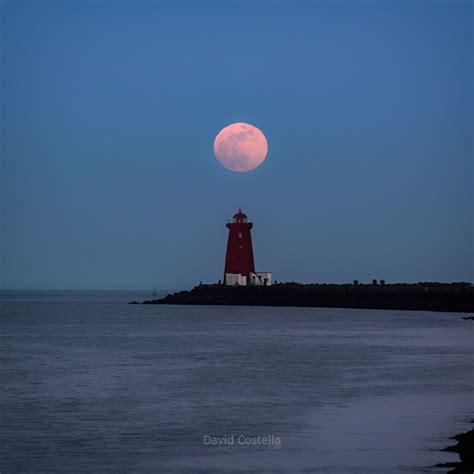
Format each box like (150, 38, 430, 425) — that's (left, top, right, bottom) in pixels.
(1, 1, 472, 289)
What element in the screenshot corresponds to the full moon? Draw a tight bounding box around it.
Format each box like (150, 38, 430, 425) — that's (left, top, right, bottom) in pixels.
(214, 122, 268, 172)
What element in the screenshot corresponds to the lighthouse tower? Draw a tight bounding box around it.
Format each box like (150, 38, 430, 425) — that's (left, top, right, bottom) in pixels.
(224, 209, 272, 286)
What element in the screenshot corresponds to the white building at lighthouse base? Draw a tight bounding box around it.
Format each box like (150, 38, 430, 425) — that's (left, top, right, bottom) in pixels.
(225, 272, 272, 287)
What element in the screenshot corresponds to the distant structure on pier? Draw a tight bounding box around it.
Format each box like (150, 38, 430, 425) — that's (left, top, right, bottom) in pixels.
(224, 209, 271, 286)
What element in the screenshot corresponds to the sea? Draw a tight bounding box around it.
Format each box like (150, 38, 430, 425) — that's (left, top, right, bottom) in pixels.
(0, 290, 472, 473)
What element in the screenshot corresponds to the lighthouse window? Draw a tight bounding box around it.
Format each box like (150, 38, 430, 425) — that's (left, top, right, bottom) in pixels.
(238, 232, 243, 238)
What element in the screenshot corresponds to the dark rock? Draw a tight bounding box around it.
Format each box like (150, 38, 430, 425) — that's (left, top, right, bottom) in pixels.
(137, 282, 474, 313)
(457, 430, 474, 464)
(439, 429, 474, 473)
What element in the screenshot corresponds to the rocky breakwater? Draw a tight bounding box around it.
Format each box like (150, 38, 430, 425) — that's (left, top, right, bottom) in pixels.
(435, 427, 474, 473)
(138, 282, 474, 313)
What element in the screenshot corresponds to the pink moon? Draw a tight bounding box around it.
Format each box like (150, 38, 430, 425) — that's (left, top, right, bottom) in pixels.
(214, 122, 268, 172)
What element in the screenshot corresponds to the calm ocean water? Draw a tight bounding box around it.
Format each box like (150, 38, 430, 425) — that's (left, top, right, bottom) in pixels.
(0, 290, 472, 473)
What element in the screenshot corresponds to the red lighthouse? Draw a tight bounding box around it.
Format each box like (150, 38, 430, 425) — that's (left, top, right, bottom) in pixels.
(224, 209, 255, 285)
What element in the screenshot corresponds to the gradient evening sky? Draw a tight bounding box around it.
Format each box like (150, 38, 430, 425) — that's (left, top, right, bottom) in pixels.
(1, 1, 472, 290)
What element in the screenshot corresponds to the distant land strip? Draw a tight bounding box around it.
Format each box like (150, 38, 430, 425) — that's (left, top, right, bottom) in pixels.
(133, 282, 474, 313)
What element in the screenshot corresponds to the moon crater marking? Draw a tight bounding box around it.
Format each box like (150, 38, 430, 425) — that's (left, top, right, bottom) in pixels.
(214, 122, 268, 172)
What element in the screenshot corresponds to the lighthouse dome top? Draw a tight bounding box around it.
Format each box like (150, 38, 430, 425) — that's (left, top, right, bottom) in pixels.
(233, 208, 248, 223)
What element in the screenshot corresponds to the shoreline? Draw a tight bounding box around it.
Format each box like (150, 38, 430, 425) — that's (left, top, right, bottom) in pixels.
(435, 424, 474, 473)
(133, 282, 474, 313)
